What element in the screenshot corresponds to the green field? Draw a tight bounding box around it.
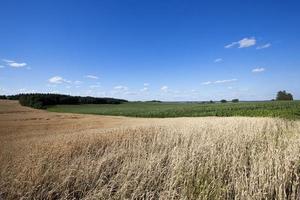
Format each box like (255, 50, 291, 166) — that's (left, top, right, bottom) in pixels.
(47, 101, 300, 119)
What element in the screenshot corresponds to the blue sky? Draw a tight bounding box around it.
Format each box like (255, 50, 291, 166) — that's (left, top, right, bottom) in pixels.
(0, 0, 300, 101)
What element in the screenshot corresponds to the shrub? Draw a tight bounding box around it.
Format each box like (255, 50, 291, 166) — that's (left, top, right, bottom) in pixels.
(232, 99, 239, 103)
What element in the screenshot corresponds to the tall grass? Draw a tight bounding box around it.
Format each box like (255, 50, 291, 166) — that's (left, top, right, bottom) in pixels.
(1, 117, 300, 199)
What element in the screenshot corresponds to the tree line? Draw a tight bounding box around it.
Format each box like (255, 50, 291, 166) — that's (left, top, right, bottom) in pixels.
(0, 93, 127, 109)
(214, 91, 294, 103)
(0, 90, 294, 108)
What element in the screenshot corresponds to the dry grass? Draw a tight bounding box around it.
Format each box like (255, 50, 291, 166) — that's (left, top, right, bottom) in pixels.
(1, 113, 300, 199)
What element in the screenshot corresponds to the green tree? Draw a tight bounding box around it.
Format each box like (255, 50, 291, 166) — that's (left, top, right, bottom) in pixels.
(276, 91, 293, 101)
(220, 99, 227, 103)
(232, 99, 239, 103)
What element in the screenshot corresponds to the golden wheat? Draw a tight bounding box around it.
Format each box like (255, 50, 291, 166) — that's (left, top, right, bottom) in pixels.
(1, 117, 300, 199)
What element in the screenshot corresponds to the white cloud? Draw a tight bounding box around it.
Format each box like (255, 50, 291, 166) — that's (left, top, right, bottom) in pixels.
(214, 58, 223, 63)
(85, 75, 99, 79)
(215, 79, 237, 84)
(252, 67, 265, 73)
(3, 59, 27, 68)
(49, 90, 60, 94)
(238, 38, 256, 48)
(9, 62, 27, 68)
(225, 37, 256, 48)
(161, 85, 168, 92)
(256, 43, 271, 50)
(48, 76, 71, 84)
(140, 87, 148, 92)
(74, 80, 82, 85)
(202, 79, 237, 85)
(17, 88, 36, 93)
(2, 59, 14, 63)
(202, 81, 212, 85)
(125, 91, 138, 95)
(114, 85, 128, 91)
(89, 84, 101, 89)
(224, 42, 238, 48)
(0, 87, 8, 94)
(140, 83, 150, 92)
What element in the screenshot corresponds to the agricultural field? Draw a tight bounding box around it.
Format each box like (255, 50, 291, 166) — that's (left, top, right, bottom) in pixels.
(2, 0, 300, 199)
(1, 100, 300, 199)
(47, 100, 300, 119)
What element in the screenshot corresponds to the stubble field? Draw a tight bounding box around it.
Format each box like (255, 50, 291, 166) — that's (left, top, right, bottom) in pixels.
(1, 100, 300, 199)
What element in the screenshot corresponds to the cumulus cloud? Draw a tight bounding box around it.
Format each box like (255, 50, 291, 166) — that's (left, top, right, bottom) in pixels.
(3, 59, 27, 68)
(48, 76, 71, 84)
(256, 43, 271, 50)
(252, 67, 265, 73)
(202, 79, 238, 85)
(85, 75, 99, 79)
(225, 37, 256, 48)
(140, 83, 150, 92)
(8, 62, 27, 68)
(161, 85, 168, 92)
(214, 58, 223, 63)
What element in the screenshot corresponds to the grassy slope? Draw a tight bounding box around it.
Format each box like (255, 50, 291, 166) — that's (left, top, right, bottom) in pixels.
(47, 100, 300, 119)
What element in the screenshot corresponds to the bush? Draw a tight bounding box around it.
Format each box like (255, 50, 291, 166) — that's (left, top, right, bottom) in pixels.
(276, 91, 293, 101)
(0, 95, 7, 99)
(220, 99, 227, 103)
(232, 99, 239, 103)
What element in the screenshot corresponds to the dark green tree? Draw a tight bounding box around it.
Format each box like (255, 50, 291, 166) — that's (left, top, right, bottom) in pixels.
(220, 99, 227, 103)
(276, 91, 293, 101)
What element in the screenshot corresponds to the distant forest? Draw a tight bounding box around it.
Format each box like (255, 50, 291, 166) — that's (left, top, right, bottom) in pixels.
(0, 93, 127, 109)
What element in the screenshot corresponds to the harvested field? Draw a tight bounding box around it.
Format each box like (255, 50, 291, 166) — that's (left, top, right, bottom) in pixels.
(1, 100, 300, 199)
